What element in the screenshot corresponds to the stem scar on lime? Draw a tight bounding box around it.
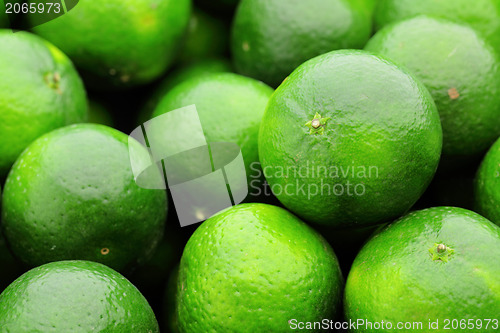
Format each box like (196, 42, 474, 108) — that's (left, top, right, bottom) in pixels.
(101, 248, 110, 255)
(305, 112, 331, 135)
(429, 243, 454, 262)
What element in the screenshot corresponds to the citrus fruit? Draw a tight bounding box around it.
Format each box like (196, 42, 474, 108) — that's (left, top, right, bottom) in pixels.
(140, 58, 232, 122)
(374, 0, 500, 54)
(258, 50, 442, 227)
(345, 207, 500, 332)
(0, 260, 159, 332)
(178, 9, 228, 64)
(1, 124, 167, 271)
(176, 203, 343, 332)
(0, 30, 87, 179)
(365, 16, 500, 159)
(88, 98, 114, 126)
(29, 0, 191, 89)
(152, 72, 273, 185)
(474, 137, 500, 226)
(231, 0, 372, 87)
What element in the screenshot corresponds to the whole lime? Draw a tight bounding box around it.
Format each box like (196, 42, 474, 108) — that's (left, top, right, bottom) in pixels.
(374, 0, 500, 54)
(1, 124, 167, 271)
(0, 30, 87, 179)
(345, 207, 500, 332)
(152, 72, 273, 185)
(365, 15, 500, 159)
(259, 50, 442, 227)
(29, 0, 191, 89)
(176, 203, 343, 332)
(0, 260, 159, 332)
(231, 0, 372, 87)
(475, 137, 500, 226)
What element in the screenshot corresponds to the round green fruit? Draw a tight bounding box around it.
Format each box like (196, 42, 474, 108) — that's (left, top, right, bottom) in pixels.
(29, 0, 191, 89)
(1, 124, 167, 271)
(475, 137, 500, 226)
(176, 203, 343, 332)
(374, 0, 500, 54)
(0, 260, 159, 332)
(231, 0, 372, 87)
(0, 30, 87, 179)
(345, 207, 500, 332)
(365, 15, 500, 159)
(259, 50, 442, 227)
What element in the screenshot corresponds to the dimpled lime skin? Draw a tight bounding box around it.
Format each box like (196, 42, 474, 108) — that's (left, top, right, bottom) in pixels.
(474, 137, 500, 226)
(1, 124, 167, 272)
(176, 203, 343, 333)
(259, 50, 442, 228)
(0, 30, 87, 179)
(365, 16, 500, 158)
(345, 207, 500, 333)
(231, 0, 372, 87)
(30, 0, 191, 89)
(152, 73, 273, 180)
(374, 0, 500, 54)
(0, 260, 159, 332)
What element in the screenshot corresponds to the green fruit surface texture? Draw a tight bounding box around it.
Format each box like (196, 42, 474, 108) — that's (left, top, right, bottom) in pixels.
(345, 207, 500, 332)
(0, 260, 159, 332)
(29, 0, 191, 89)
(231, 0, 372, 87)
(365, 16, 500, 158)
(475, 137, 500, 226)
(176, 203, 344, 332)
(259, 50, 442, 227)
(0, 30, 87, 179)
(374, 0, 500, 54)
(1, 124, 167, 271)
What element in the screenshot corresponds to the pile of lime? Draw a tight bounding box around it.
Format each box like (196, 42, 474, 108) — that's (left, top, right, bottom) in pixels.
(0, 1, 499, 332)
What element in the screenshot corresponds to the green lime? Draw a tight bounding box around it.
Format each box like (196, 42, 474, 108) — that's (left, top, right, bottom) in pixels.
(345, 207, 500, 332)
(87, 98, 114, 127)
(0, 260, 159, 332)
(1, 124, 167, 271)
(0, 30, 87, 179)
(231, 0, 372, 87)
(178, 9, 228, 64)
(29, 0, 191, 89)
(474, 137, 500, 226)
(139, 58, 232, 123)
(176, 203, 343, 332)
(152, 72, 273, 185)
(259, 50, 442, 227)
(365, 16, 500, 159)
(374, 0, 500, 54)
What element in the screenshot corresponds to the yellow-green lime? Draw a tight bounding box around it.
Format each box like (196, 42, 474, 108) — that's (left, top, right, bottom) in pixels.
(29, 0, 191, 89)
(0, 260, 159, 332)
(0, 30, 87, 179)
(345, 207, 500, 332)
(259, 50, 442, 227)
(176, 203, 343, 332)
(231, 0, 372, 87)
(1, 124, 167, 271)
(365, 15, 500, 159)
